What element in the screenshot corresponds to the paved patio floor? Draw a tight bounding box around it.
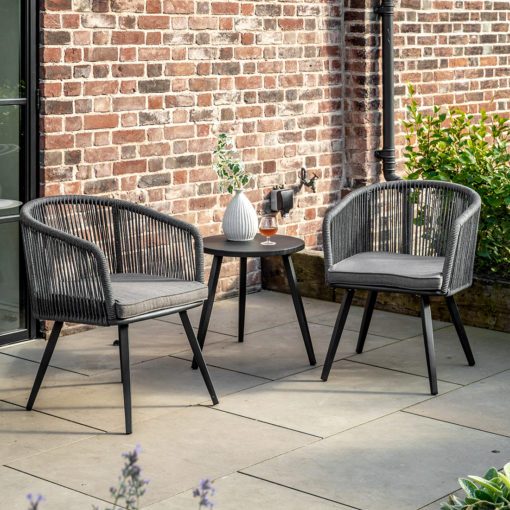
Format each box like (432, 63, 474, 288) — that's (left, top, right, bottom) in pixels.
(1, 290, 510, 510)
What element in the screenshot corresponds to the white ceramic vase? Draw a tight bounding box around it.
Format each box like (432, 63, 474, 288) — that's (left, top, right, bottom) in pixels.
(222, 189, 258, 241)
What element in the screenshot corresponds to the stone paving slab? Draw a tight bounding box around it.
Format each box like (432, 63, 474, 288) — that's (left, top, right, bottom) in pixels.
(0, 466, 103, 510)
(1, 319, 228, 376)
(143, 472, 348, 509)
(176, 321, 399, 380)
(0, 352, 82, 394)
(215, 360, 459, 437)
(407, 369, 510, 437)
(160, 290, 340, 337)
(242, 412, 510, 510)
(310, 304, 449, 340)
(2, 355, 265, 432)
(352, 325, 510, 385)
(0, 401, 96, 465)
(7, 406, 318, 508)
(1, 292, 509, 510)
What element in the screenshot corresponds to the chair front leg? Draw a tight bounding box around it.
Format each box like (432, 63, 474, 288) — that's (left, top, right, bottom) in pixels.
(180, 311, 219, 405)
(193, 255, 223, 370)
(27, 321, 63, 411)
(445, 296, 475, 366)
(118, 324, 132, 435)
(420, 296, 438, 395)
(321, 289, 355, 381)
(356, 291, 378, 354)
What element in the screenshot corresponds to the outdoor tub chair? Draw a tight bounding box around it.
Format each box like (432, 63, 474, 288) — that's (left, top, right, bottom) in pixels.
(321, 180, 481, 394)
(20, 195, 218, 434)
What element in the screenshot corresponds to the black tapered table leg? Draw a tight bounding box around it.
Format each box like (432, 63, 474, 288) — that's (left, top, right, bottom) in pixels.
(282, 255, 316, 366)
(238, 257, 247, 343)
(420, 295, 438, 395)
(192, 255, 223, 370)
(445, 295, 475, 366)
(27, 321, 63, 411)
(181, 311, 219, 405)
(118, 324, 132, 435)
(356, 291, 378, 354)
(322, 290, 354, 381)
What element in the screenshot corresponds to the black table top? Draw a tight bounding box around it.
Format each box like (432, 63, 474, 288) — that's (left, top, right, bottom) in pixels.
(203, 234, 305, 257)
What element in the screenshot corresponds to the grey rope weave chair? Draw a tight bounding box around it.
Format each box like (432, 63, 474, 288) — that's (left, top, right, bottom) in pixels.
(321, 180, 481, 394)
(21, 195, 218, 434)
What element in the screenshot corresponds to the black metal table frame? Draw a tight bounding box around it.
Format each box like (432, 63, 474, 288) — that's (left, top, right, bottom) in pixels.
(192, 251, 317, 369)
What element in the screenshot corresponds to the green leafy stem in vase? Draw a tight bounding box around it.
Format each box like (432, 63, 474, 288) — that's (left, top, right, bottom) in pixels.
(213, 134, 250, 194)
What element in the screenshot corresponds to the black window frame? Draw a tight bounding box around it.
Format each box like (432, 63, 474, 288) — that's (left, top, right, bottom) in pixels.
(0, 0, 39, 345)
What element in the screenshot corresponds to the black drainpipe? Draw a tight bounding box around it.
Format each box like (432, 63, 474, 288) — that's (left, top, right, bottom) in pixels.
(374, 0, 400, 181)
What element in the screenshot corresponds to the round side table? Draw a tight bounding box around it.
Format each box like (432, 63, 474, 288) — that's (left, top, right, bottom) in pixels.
(192, 234, 316, 369)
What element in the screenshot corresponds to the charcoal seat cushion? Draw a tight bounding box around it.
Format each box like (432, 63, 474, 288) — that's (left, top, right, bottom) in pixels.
(111, 273, 208, 319)
(327, 252, 445, 291)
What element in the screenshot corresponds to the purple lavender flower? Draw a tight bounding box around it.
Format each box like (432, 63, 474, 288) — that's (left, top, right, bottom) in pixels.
(193, 478, 215, 509)
(105, 444, 149, 510)
(26, 494, 44, 510)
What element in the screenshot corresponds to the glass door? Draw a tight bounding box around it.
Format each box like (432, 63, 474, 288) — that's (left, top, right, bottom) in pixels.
(0, 0, 38, 345)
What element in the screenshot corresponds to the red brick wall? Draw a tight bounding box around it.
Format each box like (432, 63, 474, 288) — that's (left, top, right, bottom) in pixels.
(40, 0, 344, 294)
(40, 0, 510, 294)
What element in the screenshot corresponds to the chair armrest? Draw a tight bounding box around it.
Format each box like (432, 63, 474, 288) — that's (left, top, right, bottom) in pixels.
(114, 204, 204, 283)
(441, 197, 481, 295)
(323, 187, 371, 271)
(21, 215, 115, 326)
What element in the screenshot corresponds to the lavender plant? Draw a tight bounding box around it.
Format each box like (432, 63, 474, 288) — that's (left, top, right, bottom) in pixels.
(25, 447, 217, 510)
(99, 445, 149, 510)
(26, 494, 44, 510)
(193, 478, 216, 509)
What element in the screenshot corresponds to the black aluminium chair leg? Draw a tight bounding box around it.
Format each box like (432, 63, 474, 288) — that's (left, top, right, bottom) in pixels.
(356, 291, 378, 354)
(192, 255, 223, 370)
(321, 289, 355, 381)
(180, 311, 219, 405)
(27, 321, 63, 411)
(420, 296, 438, 395)
(118, 324, 132, 435)
(445, 295, 475, 366)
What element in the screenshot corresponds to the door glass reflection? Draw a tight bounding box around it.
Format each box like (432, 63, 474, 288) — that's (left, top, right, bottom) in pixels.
(0, 105, 21, 217)
(0, 222, 22, 334)
(0, 1, 22, 99)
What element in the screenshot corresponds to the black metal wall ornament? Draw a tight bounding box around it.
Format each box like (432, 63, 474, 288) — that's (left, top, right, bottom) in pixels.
(299, 167, 319, 193)
(374, 0, 400, 181)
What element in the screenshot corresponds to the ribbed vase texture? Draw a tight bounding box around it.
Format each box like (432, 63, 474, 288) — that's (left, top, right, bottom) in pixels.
(222, 189, 258, 241)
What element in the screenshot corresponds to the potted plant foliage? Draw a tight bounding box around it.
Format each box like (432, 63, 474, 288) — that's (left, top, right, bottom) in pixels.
(213, 133, 257, 241)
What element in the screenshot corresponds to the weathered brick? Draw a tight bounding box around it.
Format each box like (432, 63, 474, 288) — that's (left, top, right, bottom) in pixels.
(138, 79, 171, 93)
(111, 0, 145, 11)
(84, 114, 119, 130)
(113, 159, 147, 175)
(83, 178, 118, 194)
(138, 172, 171, 188)
(163, 0, 194, 13)
(139, 111, 171, 125)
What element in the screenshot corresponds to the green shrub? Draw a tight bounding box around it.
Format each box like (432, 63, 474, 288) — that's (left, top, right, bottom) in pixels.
(402, 86, 510, 279)
(441, 463, 510, 510)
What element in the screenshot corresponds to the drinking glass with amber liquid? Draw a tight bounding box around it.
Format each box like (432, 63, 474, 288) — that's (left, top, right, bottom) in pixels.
(259, 214, 278, 245)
